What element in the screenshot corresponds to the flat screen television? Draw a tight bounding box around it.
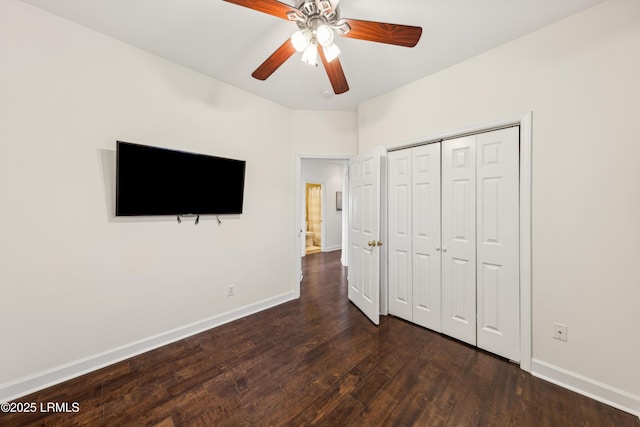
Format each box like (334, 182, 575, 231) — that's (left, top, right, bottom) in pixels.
(116, 141, 246, 216)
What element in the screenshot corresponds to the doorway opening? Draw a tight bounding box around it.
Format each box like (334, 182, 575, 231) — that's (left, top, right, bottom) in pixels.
(295, 157, 350, 295)
(305, 183, 322, 255)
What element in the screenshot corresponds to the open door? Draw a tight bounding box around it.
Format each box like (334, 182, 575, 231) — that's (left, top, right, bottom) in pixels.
(348, 147, 383, 325)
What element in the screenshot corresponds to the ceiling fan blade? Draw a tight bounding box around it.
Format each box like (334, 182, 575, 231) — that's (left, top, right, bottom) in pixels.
(223, 0, 297, 20)
(341, 19, 422, 48)
(319, 48, 349, 94)
(252, 39, 297, 80)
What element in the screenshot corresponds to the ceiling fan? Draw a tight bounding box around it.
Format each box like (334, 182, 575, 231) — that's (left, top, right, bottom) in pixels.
(222, 0, 423, 95)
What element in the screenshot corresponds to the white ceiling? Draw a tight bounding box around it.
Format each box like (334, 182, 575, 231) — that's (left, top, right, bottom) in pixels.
(20, 0, 605, 111)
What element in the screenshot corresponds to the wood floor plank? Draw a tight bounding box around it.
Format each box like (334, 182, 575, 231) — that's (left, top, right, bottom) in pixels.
(348, 389, 400, 427)
(2, 251, 638, 426)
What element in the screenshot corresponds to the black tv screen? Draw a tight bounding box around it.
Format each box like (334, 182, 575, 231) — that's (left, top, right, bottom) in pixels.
(116, 141, 246, 216)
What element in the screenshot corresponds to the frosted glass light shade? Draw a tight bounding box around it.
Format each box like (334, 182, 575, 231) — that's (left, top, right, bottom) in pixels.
(323, 43, 340, 62)
(316, 25, 334, 47)
(291, 29, 312, 52)
(301, 43, 318, 66)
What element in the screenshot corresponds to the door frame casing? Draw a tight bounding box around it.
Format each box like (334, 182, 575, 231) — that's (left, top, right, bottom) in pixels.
(384, 112, 533, 372)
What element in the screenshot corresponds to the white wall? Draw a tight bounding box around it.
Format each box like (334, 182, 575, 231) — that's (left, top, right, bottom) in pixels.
(0, 0, 296, 397)
(358, 0, 640, 406)
(292, 110, 358, 156)
(301, 160, 346, 252)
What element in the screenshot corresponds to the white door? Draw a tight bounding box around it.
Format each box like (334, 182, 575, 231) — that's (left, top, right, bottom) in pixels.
(412, 144, 442, 331)
(389, 144, 442, 330)
(476, 127, 520, 361)
(349, 148, 383, 325)
(385, 128, 520, 360)
(441, 136, 477, 346)
(388, 149, 413, 321)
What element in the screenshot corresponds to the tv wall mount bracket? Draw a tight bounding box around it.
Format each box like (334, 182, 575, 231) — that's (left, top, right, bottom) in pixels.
(176, 214, 223, 225)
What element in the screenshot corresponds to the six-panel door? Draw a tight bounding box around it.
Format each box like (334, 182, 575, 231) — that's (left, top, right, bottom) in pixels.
(476, 127, 520, 361)
(412, 144, 442, 331)
(349, 148, 382, 325)
(388, 144, 442, 331)
(441, 136, 478, 346)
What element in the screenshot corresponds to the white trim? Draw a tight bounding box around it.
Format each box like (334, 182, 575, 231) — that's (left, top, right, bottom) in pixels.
(532, 359, 640, 417)
(382, 112, 533, 372)
(341, 163, 349, 267)
(0, 291, 296, 403)
(379, 149, 389, 316)
(323, 245, 342, 252)
(519, 112, 533, 372)
(386, 113, 529, 151)
(295, 156, 303, 291)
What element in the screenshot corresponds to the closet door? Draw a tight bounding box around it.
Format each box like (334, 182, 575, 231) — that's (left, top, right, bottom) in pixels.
(476, 127, 520, 361)
(388, 150, 413, 321)
(441, 136, 477, 346)
(411, 144, 442, 331)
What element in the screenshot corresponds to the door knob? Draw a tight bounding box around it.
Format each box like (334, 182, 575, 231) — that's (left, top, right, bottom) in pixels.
(442, 247, 448, 253)
(368, 241, 375, 247)
(376, 241, 383, 247)
(435, 246, 441, 251)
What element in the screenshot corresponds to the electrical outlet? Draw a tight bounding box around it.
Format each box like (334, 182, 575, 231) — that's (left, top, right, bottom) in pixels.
(553, 323, 567, 342)
(227, 284, 235, 297)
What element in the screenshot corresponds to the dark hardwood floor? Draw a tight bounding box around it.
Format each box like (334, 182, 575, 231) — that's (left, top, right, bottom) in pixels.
(2, 251, 638, 426)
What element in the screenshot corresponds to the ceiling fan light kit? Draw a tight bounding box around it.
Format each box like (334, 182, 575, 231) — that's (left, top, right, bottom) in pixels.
(291, 29, 313, 52)
(323, 43, 341, 63)
(289, 2, 343, 67)
(315, 25, 335, 46)
(223, 0, 423, 95)
(301, 42, 319, 66)
(292, 26, 340, 65)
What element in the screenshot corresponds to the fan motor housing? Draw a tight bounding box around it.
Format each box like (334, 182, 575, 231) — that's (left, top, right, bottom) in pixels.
(294, 0, 340, 29)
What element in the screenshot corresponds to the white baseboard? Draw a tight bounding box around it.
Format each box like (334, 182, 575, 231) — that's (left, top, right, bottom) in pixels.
(323, 245, 342, 252)
(531, 359, 640, 417)
(0, 291, 296, 403)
